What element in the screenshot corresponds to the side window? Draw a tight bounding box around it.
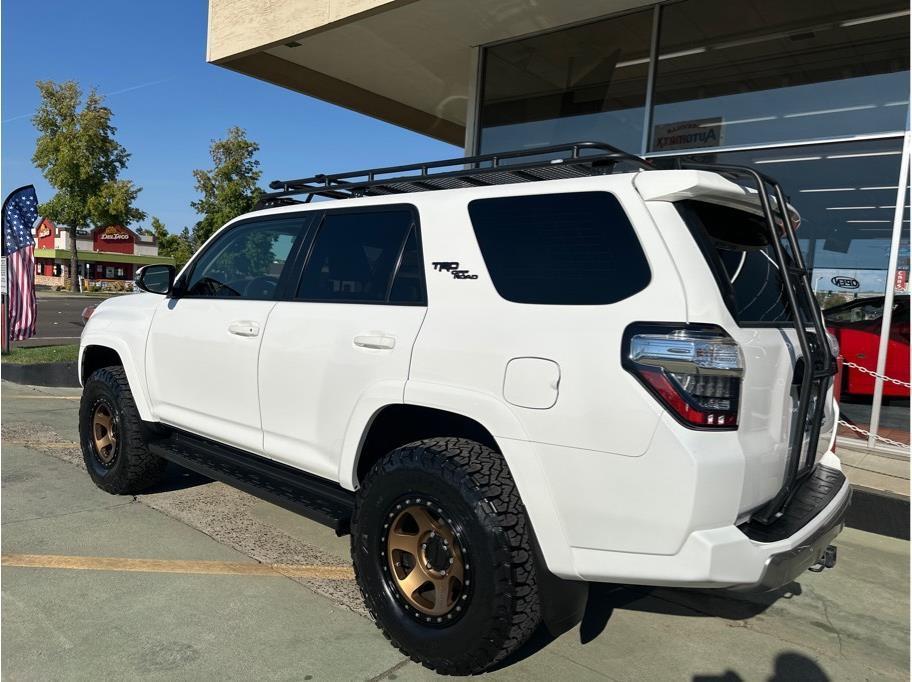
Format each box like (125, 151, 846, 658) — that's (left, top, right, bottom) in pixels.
(468, 192, 651, 305)
(389, 228, 422, 304)
(297, 209, 423, 304)
(184, 221, 301, 299)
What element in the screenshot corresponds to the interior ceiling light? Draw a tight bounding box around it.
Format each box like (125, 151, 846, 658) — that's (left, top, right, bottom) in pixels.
(859, 186, 899, 190)
(702, 116, 776, 127)
(840, 10, 910, 27)
(800, 188, 855, 192)
(826, 151, 903, 159)
(615, 57, 650, 69)
(826, 206, 876, 210)
(846, 219, 891, 223)
(784, 105, 876, 118)
(657, 47, 707, 60)
(754, 156, 821, 164)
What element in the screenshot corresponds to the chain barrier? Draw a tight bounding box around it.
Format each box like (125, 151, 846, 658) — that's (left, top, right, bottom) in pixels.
(841, 360, 912, 388)
(837, 419, 910, 449)
(836, 360, 910, 448)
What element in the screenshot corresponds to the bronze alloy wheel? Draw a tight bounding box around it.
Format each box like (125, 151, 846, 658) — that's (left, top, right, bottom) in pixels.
(91, 401, 118, 466)
(384, 499, 469, 623)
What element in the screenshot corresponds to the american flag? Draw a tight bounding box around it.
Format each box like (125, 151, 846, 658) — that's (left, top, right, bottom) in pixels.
(2, 185, 39, 341)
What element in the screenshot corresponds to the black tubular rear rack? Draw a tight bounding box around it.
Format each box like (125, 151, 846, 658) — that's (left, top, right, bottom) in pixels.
(679, 161, 836, 524)
(258, 140, 835, 523)
(256, 141, 653, 208)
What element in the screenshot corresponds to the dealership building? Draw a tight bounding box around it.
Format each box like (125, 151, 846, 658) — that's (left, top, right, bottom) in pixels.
(207, 0, 910, 454)
(33, 218, 175, 290)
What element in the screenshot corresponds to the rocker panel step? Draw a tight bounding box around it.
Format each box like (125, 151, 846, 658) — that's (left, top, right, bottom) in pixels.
(150, 430, 355, 535)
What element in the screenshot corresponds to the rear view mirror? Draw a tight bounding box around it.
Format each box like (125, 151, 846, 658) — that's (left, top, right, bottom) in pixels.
(135, 264, 176, 295)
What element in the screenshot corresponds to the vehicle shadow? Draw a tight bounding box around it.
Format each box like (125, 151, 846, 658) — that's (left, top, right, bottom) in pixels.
(491, 581, 802, 671)
(694, 652, 830, 681)
(142, 461, 211, 494)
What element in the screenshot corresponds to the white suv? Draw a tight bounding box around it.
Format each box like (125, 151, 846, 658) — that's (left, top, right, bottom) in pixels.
(78, 142, 849, 674)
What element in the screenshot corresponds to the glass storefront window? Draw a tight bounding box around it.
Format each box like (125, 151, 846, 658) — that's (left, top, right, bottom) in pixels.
(478, 9, 653, 154)
(871, 183, 910, 450)
(474, 1, 910, 453)
(650, 0, 909, 152)
(685, 138, 908, 452)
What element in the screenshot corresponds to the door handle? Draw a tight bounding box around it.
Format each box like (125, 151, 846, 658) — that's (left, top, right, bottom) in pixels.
(228, 321, 260, 337)
(353, 334, 396, 350)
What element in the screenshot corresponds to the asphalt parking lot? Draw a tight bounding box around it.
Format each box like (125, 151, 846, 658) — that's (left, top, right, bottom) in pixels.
(16, 292, 97, 347)
(1, 380, 909, 681)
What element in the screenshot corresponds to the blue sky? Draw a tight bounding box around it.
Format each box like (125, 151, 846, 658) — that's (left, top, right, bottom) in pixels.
(1, 0, 458, 233)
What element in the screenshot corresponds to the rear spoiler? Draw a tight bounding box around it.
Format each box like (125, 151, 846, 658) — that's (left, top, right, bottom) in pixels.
(633, 169, 800, 229)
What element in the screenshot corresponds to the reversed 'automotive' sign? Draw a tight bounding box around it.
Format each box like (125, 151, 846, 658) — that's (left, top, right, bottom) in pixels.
(652, 117, 724, 151)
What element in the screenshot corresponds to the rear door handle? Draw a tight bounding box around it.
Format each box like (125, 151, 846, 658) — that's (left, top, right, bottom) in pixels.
(228, 321, 260, 337)
(353, 334, 396, 350)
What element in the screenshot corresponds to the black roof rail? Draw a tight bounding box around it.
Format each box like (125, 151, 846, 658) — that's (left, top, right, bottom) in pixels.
(255, 141, 653, 208)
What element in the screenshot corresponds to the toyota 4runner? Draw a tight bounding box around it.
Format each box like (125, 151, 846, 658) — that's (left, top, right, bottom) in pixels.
(78, 142, 849, 675)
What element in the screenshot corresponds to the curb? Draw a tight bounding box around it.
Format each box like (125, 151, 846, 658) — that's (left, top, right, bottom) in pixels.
(846, 485, 909, 540)
(1, 361, 80, 388)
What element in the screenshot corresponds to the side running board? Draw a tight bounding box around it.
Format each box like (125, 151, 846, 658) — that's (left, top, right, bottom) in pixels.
(149, 430, 355, 536)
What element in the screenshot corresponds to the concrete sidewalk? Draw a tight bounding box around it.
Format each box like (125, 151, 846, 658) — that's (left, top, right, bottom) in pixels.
(2, 381, 909, 680)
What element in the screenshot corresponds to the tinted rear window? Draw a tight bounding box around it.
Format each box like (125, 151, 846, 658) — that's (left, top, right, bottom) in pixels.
(467, 192, 651, 305)
(296, 209, 418, 303)
(676, 200, 804, 325)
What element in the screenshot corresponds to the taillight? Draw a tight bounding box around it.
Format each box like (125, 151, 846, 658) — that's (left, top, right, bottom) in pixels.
(623, 323, 743, 429)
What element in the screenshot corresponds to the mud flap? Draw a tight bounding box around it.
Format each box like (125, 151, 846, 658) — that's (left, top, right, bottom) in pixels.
(530, 529, 589, 637)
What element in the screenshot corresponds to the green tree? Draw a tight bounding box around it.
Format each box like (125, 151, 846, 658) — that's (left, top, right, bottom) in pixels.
(31, 80, 145, 291)
(191, 127, 262, 247)
(150, 217, 194, 268)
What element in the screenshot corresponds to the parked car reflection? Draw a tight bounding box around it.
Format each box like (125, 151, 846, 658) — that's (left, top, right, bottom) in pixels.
(825, 294, 909, 398)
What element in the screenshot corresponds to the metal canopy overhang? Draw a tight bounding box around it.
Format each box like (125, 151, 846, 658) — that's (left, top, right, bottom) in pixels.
(207, 0, 656, 145)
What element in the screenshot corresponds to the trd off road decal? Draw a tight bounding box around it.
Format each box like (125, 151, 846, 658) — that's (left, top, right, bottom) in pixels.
(432, 261, 478, 280)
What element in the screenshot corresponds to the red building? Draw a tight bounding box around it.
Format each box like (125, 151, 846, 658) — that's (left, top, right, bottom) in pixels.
(34, 219, 175, 290)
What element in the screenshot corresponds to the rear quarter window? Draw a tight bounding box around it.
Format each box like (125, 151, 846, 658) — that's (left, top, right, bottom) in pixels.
(676, 200, 810, 326)
(467, 191, 651, 305)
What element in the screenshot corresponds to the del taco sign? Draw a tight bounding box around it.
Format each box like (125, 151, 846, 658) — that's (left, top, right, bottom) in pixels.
(93, 225, 136, 253)
(97, 225, 133, 241)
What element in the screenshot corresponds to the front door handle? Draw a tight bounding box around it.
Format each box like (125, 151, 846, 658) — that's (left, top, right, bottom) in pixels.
(353, 334, 396, 350)
(228, 321, 260, 337)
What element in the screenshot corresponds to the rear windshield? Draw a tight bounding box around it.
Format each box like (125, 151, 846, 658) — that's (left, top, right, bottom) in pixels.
(467, 192, 651, 305)
(676, 200, 804, 325)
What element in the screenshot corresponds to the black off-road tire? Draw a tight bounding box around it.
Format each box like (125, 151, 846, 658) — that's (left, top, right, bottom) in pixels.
(79, 366, 166, 494)
(351, 437, 541, 675)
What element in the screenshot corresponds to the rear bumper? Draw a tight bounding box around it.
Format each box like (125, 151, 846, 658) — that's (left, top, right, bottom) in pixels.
(744, 484, 849, 592)
(548, 451, 851, 588)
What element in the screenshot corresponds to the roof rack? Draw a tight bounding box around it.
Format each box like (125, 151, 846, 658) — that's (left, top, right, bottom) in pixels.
(256, 141, 653, 208)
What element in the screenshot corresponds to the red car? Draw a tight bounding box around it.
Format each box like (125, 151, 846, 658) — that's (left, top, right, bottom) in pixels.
(825, 294, 910, 397)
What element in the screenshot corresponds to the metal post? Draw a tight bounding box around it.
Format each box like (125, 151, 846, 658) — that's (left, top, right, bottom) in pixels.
(463, 46, 483, 158)
(1, 193, 10, 355)
(640, 5, 662, 157)
(867, 129, 910, 447)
